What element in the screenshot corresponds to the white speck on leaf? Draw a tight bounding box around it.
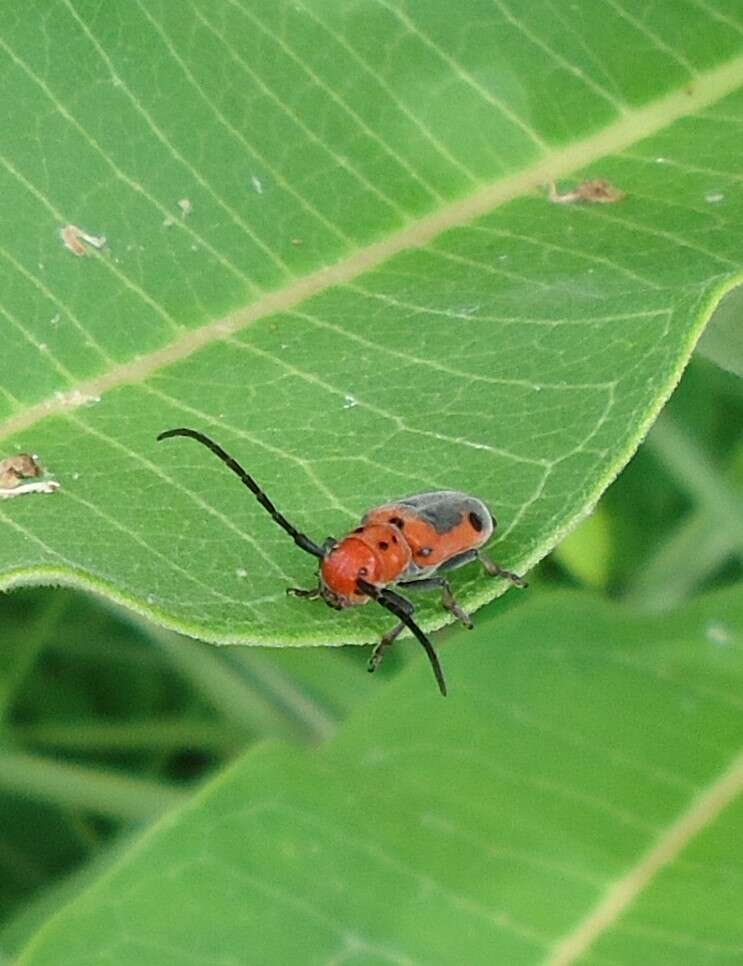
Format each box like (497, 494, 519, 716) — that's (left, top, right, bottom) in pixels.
(705, 621, 731, 645)
(251, 175, 263, 194)
(236, 568, 248, 579)
(178, 198, 192, 218)
(53, 389, 101, 408)
(343, 395, 358, 409)
(705, 191, 724, 204)
(0, 480, 60, 500)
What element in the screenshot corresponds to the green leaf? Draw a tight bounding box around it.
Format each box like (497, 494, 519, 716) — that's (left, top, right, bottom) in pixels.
(17, 587, 743, 964)
(2, 3, 743, 645)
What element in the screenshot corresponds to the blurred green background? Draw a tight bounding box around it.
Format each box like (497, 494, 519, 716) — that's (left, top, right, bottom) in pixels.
(1, 332, 741, 949)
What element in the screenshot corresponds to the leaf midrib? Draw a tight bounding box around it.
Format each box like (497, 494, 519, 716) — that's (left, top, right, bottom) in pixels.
(3, 53, 743, 445)
(547, 747, 743, 964)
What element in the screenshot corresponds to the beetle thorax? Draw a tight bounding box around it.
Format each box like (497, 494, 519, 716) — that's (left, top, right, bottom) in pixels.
(320, 523, 411, 608)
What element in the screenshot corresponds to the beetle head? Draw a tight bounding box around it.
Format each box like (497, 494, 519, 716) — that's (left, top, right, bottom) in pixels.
(319, 536, 378, 608)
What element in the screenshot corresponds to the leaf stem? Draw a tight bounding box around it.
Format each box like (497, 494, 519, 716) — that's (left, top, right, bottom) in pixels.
(11, 718, 245, 755)
(623, 509, 736, 609)
(0, 748, 186, 822)
(224, 650, 337, 742)
(124, 614, 310, 739)
(118, 607, 338, 742)
(647, 415, 743, 547)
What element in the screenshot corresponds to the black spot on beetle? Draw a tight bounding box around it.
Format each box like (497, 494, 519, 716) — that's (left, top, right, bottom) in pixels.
(391, 534, 397, 543)
(469, 511, 483, 532)
(353, 527, 364, 534)
(378, 541, 389, 551)
(389, 516, 404, 528)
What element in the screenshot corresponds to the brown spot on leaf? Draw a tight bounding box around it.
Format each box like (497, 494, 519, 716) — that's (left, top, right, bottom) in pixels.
(546, 179, 625, 205)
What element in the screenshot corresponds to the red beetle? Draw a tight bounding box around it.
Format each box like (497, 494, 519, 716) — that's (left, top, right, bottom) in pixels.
(157, 428, 526, 696)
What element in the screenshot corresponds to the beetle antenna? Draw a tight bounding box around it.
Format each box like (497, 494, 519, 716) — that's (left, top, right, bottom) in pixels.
(356, 578, 447, 697)
(157, 427, 324, 559)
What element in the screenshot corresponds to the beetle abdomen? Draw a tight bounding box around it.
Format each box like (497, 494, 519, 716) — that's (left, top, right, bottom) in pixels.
(363, 491, 494, 579)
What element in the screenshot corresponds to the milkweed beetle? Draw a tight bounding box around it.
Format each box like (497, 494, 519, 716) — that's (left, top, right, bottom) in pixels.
(157, 428, 526, 696)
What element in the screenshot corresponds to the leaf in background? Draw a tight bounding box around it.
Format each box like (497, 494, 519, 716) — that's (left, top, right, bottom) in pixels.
(550, 506, 612, 590)
(16, 586, 743, 964)
(0, 585, 371, 935)
(698, 286, 743, 378)
(2, 2, 743, 644)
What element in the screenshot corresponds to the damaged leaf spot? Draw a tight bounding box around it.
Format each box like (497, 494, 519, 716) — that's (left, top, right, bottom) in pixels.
(60, 224, 107, 256)
(0, 453, 59, 499)
(0, 453, 41, 488)
(546, 179, 626, 205)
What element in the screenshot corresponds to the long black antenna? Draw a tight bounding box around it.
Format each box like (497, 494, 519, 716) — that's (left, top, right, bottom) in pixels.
(357, 577, 447, 696)
(157, 428, 324, 559)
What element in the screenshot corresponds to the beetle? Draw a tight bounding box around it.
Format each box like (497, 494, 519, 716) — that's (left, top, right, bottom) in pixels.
(157, 427, 526, 696)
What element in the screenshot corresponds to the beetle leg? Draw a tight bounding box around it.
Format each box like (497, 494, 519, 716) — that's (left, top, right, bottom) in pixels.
(358, 578, 447, 697)
(439, 578, 474, 629)
(477, 551, 527, 587)
(399, 576, 473, 629)
(286, 585, 322, 599)
(368, 621, 405, 673)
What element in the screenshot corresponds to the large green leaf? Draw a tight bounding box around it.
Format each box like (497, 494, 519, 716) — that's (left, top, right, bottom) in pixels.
(2, 2, 743, 644)
(17, 587, 743, 964)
